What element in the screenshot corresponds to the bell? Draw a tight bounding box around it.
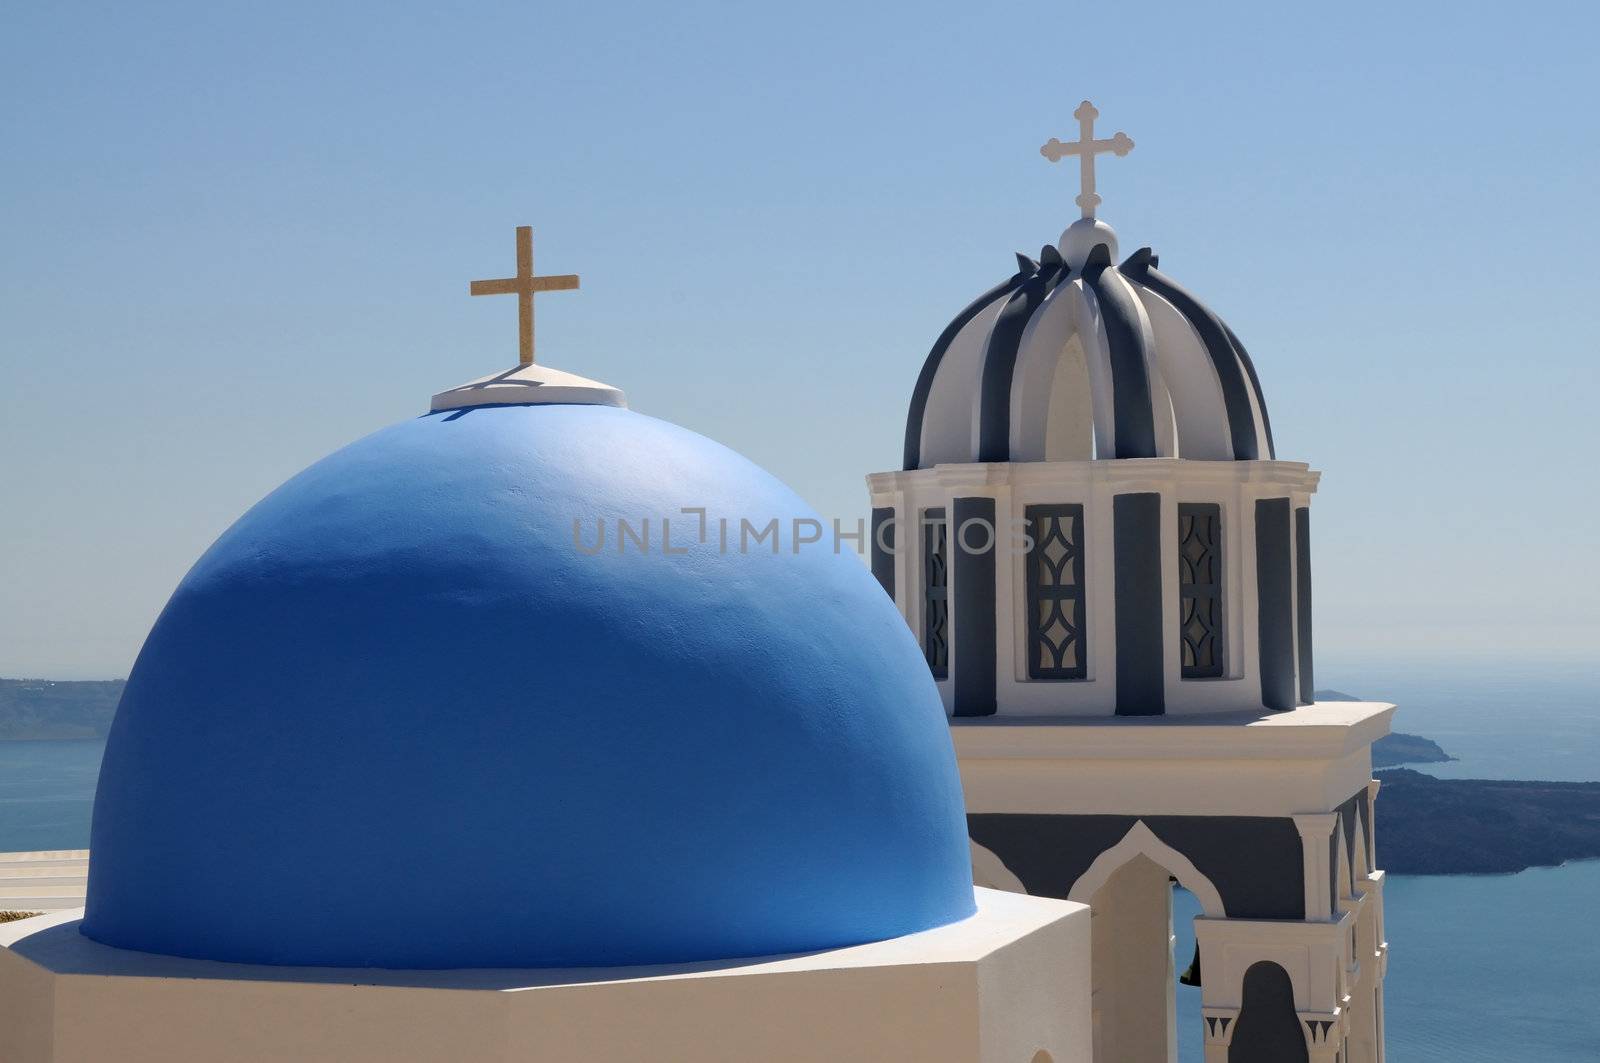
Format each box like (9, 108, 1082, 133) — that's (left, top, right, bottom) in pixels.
(1179, 942, 1202, 987)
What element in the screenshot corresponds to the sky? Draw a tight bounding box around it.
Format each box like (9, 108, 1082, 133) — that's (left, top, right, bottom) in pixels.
(2, 0, 1598, 678)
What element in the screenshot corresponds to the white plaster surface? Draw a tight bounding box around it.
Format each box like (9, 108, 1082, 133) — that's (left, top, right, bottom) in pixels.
(1088, 854, 1175, 1063)
(429, 362, 626, 412)
(952, 701, 1394, 817)
(920, 296, 1009, 467)
(0, 851, 87, 912)
(0, 888, 1091, 1063)
(1193, 912, 1362, 1063)
(1069, 822, 1225, 918)
(972, 840, 1028, 892)
(1011, 285, 1093, 462)
(1132, 286, 1232, 460)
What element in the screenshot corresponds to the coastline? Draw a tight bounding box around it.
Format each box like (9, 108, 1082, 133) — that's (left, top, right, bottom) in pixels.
(1375, 768, 1600, 875)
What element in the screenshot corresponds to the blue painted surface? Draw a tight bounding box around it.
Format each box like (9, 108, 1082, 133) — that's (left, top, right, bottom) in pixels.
(83, 404, 974, 969)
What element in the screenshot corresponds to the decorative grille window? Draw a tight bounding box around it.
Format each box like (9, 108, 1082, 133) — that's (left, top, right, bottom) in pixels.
(1178, 503, 1225, 678)
(921, 508, 949, 679)
(1025, 504, 1087, 679)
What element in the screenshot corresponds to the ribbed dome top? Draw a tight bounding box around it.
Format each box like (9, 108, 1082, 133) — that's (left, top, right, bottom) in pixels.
(903, 229, 1276, 469)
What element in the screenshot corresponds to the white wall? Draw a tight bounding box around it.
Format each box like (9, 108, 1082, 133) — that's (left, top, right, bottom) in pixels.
(0, 890, 1094, 1063)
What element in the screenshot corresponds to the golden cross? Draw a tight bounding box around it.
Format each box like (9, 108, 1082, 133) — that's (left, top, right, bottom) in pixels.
(1039, 100, 1135, 219)
(469, 226, 579, 366)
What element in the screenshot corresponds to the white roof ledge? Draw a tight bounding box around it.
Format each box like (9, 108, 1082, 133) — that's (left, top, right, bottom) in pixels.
(950, 701, 1397, 761)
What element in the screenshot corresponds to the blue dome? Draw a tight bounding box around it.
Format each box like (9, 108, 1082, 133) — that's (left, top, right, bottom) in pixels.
(83, 403, 974, 969)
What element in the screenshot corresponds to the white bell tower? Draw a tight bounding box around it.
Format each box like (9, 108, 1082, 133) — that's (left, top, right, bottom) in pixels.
(866, 102, 1393, 1063)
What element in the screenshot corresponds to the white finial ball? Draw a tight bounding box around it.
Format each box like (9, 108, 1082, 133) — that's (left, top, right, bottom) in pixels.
(1058, 217, 1119, 271)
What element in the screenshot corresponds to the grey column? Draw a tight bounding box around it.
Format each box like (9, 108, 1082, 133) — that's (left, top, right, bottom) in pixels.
(1295, 506, 1314, 705)
(1113, 492, 1165, 716)
(951, 496, 997, 717)
(1256, 498, 1296, 712)
(870, 506, 895, 600)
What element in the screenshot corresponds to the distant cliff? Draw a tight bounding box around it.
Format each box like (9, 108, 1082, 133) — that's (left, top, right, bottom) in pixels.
(1318, 687, 1599, 873)
(1314, 689, 1454, 768)
(1376, 768, 1600, 874)
(1371, 733, 1454, 769)
(0, 679, 123, 740)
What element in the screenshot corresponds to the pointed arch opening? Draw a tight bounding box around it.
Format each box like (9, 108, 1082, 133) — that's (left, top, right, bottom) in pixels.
(970, 840, 1028, 894)
(1067, 820, 1225, 917)
(1069, 821, 1227, 1063)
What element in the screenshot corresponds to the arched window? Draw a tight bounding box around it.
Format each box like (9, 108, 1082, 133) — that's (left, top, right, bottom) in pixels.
(1229, 961, 1307, 1063)
(1024, 504, 1087, 679)
(1178, 503, 1224, 678)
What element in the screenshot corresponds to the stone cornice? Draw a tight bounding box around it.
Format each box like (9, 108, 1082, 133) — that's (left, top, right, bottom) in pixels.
(950, 702, 1395, 762)
(868, 458, 1321, 498)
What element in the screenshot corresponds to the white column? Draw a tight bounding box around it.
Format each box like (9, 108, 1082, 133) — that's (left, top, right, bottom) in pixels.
(1368, 777, 1388, 1063)
(1299, 1011, 1342, 1063)
(1374, 984, 1387, 1063)
(1194, 914, 1351, 1063)
(1342, 879, 1381, 1063)
(1088, 856, 1176, 1063)
(1292, 813, 1338, 921)
(1366, 778, 1382, 870)
(990, 478, 1017, 709)
(1199, 1008, 1237, 1063)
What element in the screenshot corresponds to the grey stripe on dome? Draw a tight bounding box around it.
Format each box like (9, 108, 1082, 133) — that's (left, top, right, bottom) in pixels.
(1223, 322, 1277, 459)
(1081, 245, 1159, 459)
(1121, 248, 1263, 461)
(977, 259, 1066, 462)
(903, 266, 1031, 470)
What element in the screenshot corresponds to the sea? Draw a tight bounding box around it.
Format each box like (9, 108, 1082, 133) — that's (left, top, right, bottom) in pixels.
(3, 657, 1597, 1060)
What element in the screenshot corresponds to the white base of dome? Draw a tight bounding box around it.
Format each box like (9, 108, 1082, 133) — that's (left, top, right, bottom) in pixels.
(429, 362, 626, 412)
(0, 888, 1090, 1063)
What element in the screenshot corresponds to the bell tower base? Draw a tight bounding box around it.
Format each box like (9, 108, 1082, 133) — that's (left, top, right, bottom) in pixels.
(959, 701, 1393, 1063)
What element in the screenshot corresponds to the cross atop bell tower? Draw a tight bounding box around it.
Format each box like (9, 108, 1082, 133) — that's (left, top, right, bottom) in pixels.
(1039, 100, 1135, 219)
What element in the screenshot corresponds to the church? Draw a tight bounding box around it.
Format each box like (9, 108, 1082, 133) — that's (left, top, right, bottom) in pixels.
(0, 103, 1392, 1063)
